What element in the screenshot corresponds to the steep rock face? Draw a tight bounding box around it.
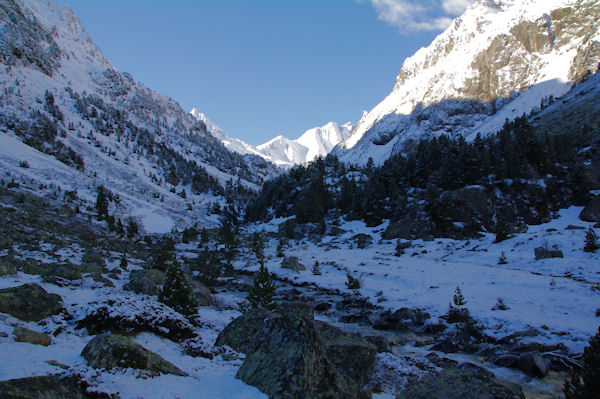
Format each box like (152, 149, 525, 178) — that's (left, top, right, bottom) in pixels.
(0, 0, 278, 232)
(337, 0, 600, 165)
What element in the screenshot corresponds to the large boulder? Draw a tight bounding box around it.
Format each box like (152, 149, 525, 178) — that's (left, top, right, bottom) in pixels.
(534, 247, 564, 260)
(0, 375, 110, 399)
(215, 307, 271, 353)
(399, 367, 525, 399)
(124, 269, 166, 296)
(580, 196, 600, 222)
(76, 296, 196, 341)
(281, 257, 306, 272)
(81, 333, 187, 376)
(517, 351, 548, 378)
(314, 320, 378, 387)
(0, 283, 63, 321)
(236, 307, 369, 399)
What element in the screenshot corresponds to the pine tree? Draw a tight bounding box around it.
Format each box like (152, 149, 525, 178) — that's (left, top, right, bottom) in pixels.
(447, 285, 470, 323)
(119, 254, 128, 269)
(498, 251, 508, 264)
(312, 261, 321, 276)
(95, 186, 108, 220)
(159, 262, 199, 319)
(584, 228, 599, 253)
(126, 217, 138, 239)
(345, 273, 360, 290)
(247, 264, 276, 310)
(564, 327, 600, 399)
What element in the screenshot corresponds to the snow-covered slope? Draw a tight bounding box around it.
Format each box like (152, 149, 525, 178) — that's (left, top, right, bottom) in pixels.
(0, 0, 278, 231)
(337, 0, 600, 165)
(256, 122, 353, 167)
(190, 108, 353, 167)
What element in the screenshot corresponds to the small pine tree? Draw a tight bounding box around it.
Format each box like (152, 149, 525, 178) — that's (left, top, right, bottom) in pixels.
(564, 327, 600, 399)
(395, 240, 405, 257)
(498, 251, 508, 264)
(159, 263, 199, 319)
(584, 228, 599, 253)
(492, 297, 509, 311)
(247, 264, 276, 310)
(119, 254, 128, 269)
(95, 186, 108, 220)
(345, 273, 360, 290)
(447, 285, 470, 323)
(312, 261, 321, 276)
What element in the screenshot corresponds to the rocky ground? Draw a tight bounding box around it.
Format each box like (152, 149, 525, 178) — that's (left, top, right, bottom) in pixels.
(0, 178, 598, 398)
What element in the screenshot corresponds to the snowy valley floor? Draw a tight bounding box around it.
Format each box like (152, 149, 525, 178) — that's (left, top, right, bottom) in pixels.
(0, 190, 599, 398)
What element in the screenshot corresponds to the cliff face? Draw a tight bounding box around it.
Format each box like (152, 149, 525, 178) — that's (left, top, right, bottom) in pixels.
(336, 0, 600, 165)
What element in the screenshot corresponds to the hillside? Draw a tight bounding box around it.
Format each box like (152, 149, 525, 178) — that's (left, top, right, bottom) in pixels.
(0, 0, 277, 232)
(336, 0, 600, 165)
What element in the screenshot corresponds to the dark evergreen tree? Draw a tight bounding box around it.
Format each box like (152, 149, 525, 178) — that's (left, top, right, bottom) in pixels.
(312, 261, 321, 276)
(584, 228, 599, 253)
(119, 254, 128, 269)
(159, 262, 199, 319)
(447, 285, 470, 323)
(247, 264, 276, 310)
(95, 186, 108, 220)
(126, 217, 138, 239)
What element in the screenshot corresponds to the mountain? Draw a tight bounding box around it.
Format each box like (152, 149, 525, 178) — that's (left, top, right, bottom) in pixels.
(190, 109, 353, 167)
(336, 0, 600, 165)
(0, 0, 277, 232)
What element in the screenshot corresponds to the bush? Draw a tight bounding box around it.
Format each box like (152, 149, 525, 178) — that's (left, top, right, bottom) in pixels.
(312, 261, 321, 276)
(564, 327, 600, 398)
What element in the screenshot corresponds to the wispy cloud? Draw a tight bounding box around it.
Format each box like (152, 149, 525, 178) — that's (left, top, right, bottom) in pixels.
(362, 0, 474, 34)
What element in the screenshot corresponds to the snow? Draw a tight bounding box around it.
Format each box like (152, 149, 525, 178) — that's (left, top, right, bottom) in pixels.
(336, 0, 591, 165)
(247, 206, 600, 354)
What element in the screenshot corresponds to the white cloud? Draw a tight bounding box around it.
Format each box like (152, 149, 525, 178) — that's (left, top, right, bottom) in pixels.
(364, 0, 474, 34)
(442, 0, 473, 14)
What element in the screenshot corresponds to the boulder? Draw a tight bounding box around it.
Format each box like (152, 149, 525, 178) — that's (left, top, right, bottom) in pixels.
(281, 257, 306, 272)
(0, 283, 63, 321)
(0, 375, 110, 399)
(517, 351, 548, 378)
(76, 297, 196, 341)
(188, 276, 212, 306)
(236, 308, 368, 399)
(493, 355, 519, 368)
(351, 234, 374, 249)
(81, 333, 187, 376)
(124, 269, 165, 295)
(431, 339, 458, 353)
(534, 247, 563, 260)
(42, 263, 83, 285)
(215, 307, 270, 353)
(13, 326, 51, 346)
(399, 367, 525, 399)
(373, 308, 431, 331)
(314, 320, 378, 387)
(580, 196, 600, 222)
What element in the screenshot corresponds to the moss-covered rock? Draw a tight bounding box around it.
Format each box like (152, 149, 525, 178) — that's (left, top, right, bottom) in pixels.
(0, 283, 63, 321)
(13, 326, 52, 346)
(236, 310, 369, 399)
(399, 367, 524, 399)
(42, 263, 83, 285)
(281, 257, 306, 272)
(215, 307, 270, 353)
(314, 320, 378, 387)
(580, 196, 600, 222)
(124, 269, 165, 296)
(81, 333, 187, 376)
(0, 375, 113, 399)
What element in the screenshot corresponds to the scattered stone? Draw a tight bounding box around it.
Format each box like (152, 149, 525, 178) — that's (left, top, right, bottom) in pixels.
(399, 367, 525, 399)
(425, 353, 459, 368)
(281, 256, 306, 272)
(13, 326, 51, 346)
(81, 333, 187, 376)
(124, 269, 165, 296)
(517, 351, 548, 378)
(565, 225, 586, 230)
(431, 339, 458, 353)
(493, 355, 519, 368)
(0, 283, 63, 322)
(87, 272, 115, 288)
(534, 247, 563, 260)
(0, 375, 112, 399)
(314, 302, 333, 312)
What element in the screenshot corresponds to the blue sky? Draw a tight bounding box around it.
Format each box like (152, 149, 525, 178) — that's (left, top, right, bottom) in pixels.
(61, 0, 472, 145)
